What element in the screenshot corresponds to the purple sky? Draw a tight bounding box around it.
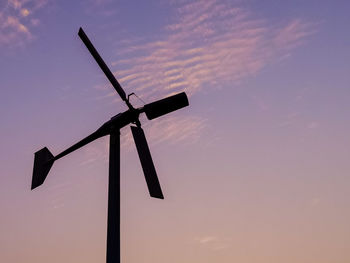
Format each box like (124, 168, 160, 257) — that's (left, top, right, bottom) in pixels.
(1, 0, 350, 262)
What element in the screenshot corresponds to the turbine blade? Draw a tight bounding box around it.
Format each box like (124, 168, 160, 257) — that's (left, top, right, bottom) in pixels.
(78, 27, 127, 102)
(144, 92, 189, 120)
(131, 126, 164, 199)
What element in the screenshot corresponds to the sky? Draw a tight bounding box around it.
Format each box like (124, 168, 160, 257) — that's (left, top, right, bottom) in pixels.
(1, 0, 350, 262)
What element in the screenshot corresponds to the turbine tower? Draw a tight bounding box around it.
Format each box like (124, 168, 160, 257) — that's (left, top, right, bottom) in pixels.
(31, 27, 189, 263)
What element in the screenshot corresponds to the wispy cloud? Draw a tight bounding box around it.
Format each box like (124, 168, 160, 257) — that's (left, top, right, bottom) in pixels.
(273, 18, 316, 50)
(194, 235, 231, 250)
(0, 0, 47, 47)
(141, 115, 206, 146)
(77, 115, 204, 167)
(108, 0, 315, 99)
(92, 0, 316, 144)
(196, 236, 217, 244)
(78, 138, 109, 167)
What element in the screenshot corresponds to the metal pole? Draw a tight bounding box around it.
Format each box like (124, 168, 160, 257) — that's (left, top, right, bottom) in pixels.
(106, 128, 120, 263)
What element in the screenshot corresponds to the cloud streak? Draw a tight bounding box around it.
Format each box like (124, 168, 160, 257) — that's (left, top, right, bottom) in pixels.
(194, 235, 231, 250)
(94, 0, 316, 145)
(77, 115, 205, 167)
(110, 0, 315, 99)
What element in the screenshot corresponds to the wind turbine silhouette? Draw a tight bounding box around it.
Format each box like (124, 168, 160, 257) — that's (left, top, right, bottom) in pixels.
(31, 27, 189, 263)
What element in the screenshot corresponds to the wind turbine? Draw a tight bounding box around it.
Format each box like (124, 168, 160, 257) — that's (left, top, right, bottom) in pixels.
(31, 27, 189, 263)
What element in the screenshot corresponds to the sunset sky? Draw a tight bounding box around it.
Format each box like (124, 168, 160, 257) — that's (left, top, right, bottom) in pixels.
(1, 0, 350, 262)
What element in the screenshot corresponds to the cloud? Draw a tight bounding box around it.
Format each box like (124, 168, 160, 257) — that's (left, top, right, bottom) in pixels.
(143, 115, 205, 145)
(274, 18, 317, 50)
(120, 115, 205, 151)
(194, 235, 231, 250)
(20, 8, 29, 16)
(78, 139, 109, 167)
(108, 1, 315, 100)
(196, 236, 217, 244)
(0, 0, 47, 47)
(77, 115, 204, 167)
(92, 0, 316, 145)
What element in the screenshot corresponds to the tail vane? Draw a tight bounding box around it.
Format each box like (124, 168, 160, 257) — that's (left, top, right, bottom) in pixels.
(31, 147, 54, 190)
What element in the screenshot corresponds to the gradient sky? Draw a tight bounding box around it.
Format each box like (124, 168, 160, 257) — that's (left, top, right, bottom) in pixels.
(1, 0, 350, 262)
